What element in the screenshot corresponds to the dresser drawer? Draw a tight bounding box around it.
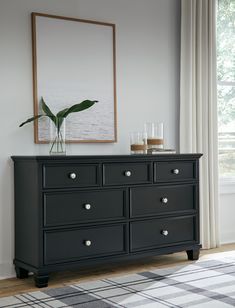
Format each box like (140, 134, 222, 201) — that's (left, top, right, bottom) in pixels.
(130, 184, 196, 217)
(103, 163, 152, 186)
(44, 224, 127, 264)
(44, 189, 127, 227)
(43, 164, 99, 188)
(131, 216, 195, 251)
(154, 161, 196, 183)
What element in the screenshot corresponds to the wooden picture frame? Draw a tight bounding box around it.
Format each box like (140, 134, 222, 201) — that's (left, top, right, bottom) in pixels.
(32, 12, 117, 143)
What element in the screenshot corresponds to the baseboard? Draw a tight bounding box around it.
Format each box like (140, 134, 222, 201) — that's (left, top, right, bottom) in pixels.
(220, 231, 235, 245)
(0, 262, 15, 280)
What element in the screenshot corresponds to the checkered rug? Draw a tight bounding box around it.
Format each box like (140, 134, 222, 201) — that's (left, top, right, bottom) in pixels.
(2, 252, 235, 307)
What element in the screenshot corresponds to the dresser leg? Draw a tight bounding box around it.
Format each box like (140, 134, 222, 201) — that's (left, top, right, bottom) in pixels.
(186, 248, 200, 260)
(15, 266, 29, 279)
(34, 274, 49, 288)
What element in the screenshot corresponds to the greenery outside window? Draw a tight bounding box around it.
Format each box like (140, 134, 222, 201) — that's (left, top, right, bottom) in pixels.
(217, 0, 235, 180)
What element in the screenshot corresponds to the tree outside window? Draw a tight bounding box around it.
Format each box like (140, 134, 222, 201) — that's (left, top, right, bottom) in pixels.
(217, 0, 235, 178)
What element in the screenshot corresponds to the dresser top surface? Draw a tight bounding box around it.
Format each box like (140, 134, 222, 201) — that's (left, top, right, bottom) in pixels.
(11, 153, 203, 162)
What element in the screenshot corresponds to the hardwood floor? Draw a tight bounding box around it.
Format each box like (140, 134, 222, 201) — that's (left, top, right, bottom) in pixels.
(1, 244, 235, 298)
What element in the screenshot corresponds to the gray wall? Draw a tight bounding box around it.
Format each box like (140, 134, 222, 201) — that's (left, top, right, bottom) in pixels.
(0, 0, 181, 277)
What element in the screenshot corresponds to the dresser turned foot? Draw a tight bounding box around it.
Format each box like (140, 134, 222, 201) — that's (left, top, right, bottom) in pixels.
(186, 248, 200, 260)
(15, 266, 29, 279)
(34, 274, 49, 288)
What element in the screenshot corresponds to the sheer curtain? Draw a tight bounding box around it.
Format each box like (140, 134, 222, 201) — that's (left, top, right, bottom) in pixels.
(180, 0, 220, 248)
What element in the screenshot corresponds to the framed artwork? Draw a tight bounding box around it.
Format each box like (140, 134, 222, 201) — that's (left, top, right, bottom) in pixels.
(32, 12, 117, 143)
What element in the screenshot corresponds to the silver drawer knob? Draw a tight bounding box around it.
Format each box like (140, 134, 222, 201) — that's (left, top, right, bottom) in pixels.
(161, 230, 169, 236)
(84, 240, 92, 246)
(84, 203, 91, 210)
(69, 172, 77, 179)
(124, 170, 132, 177)
(161, 197, 168, 204)
(172, 169, 180, 175)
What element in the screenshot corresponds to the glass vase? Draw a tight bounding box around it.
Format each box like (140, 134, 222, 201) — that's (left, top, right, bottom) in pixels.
(130, 132, 147, 154)
(49, 118, 66, 155)
(144, 122, 164, 150)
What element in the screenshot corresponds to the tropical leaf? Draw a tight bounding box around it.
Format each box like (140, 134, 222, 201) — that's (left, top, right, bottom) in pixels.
(56, 108, 69, 118)
(19, 115, 43, 127)
(19, 99, 98, 130)
(41, 97, 56, 124)
(62, 100, 98, 118)
(56, 116, 65, 131)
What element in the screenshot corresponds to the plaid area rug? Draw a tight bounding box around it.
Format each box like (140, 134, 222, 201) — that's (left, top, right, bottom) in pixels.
(2, 252, 235, 308)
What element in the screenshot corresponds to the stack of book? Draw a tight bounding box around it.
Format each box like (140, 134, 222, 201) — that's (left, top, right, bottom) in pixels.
(147, 148, 176, 154)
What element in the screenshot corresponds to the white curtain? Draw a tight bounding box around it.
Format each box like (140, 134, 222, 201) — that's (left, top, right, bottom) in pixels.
(180, 0, 220, 249)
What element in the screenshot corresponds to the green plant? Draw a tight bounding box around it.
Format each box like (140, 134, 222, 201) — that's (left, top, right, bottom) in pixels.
(20, 97, 98, 153)
(20, 97, 98, 128)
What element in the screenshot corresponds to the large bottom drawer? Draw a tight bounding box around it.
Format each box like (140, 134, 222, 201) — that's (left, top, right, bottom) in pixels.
(44, 224, 127, 265)
(131, 216, 196, 251)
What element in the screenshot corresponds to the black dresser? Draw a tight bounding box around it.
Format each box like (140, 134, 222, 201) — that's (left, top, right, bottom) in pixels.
(12, 154, 202, 287)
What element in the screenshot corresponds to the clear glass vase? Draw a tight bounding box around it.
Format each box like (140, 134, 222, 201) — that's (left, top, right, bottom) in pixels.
(144, 122, 164, 149)
(130, 132, 147, 154)
(49, 118, 66, 155)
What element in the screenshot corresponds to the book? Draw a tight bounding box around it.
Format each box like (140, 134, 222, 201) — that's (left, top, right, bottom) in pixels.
(147, 148, 176, 154)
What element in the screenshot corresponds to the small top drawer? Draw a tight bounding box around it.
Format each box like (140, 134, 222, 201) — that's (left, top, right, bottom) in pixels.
(43, 164, 99, 189)
(103, 162, 152, 186)
(154, 161, 196, 183)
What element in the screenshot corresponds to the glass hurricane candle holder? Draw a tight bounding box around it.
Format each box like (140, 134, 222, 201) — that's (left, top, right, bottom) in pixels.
(144, 122, 164, 149)
(130, 132, 147, 154)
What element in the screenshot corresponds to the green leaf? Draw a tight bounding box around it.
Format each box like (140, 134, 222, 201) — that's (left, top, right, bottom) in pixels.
(19, 115, 43, 127)
(62, 100, 98, 118)
(56, 116, 65, 131)
(41, 97, 56, 124)
(19, 99, 98, 129)
(56, 108, 69, 118)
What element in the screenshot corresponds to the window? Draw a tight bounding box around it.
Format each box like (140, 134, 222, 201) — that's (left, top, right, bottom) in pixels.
(217, 0, 235, 179)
